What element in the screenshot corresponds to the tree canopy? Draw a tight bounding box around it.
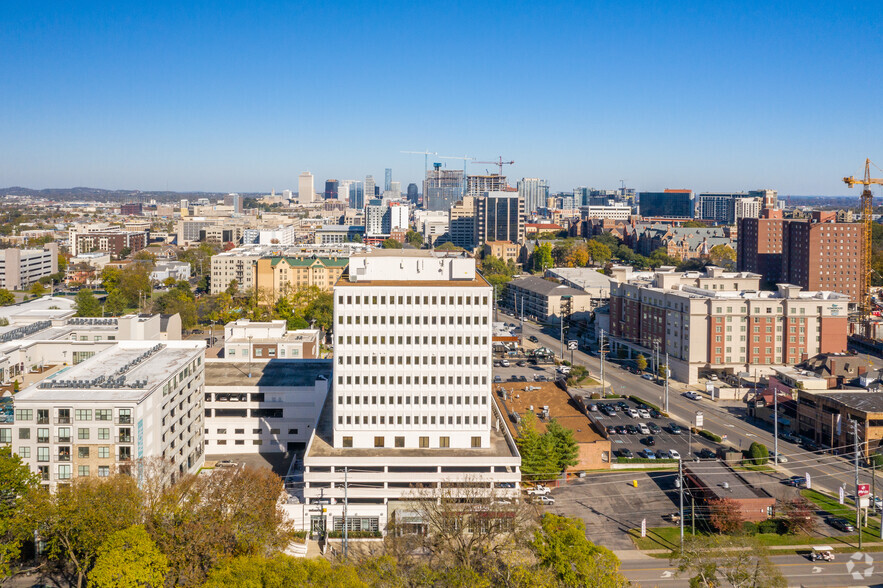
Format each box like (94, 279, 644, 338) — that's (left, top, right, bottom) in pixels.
(74, 289, 102, 317)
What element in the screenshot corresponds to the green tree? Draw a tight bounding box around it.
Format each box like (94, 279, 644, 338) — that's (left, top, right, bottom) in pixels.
(351, 233, 363, 243)
(405, 230, 424, 248)
(545, 419, 579, 472)
(709, 244, 737, 270)
(0, 446, 39, 580)
(533, 243, 553, 272)
(673, 535, 786, 588)
(516, 412, 558, 479)
(75, 289, 102, 317)
(152, 283, 198, 329)
(586, 240, 612, 266)
(204, 554, 366, 588)
(22, 476, 142, 588)
(100, 266, 123, 292)
(748, 442, 769, 466)
(0, 289, 15, 306)
(104, 288, 128, 316)
(90, 525, 168, 588)
(381, 238, 403, 249)
(649, 247, 680, 268)
(117, 263, 153, 308)
(635, 354, 648, 372)
(681, 221, 709, 228)
(435, 241, 463, 251)
(531, 514, 628, 588)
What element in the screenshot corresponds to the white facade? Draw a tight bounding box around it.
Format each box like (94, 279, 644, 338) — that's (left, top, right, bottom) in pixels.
(734, 197, 762, 222)
(150, 261, 192, 284)
(298, 172, 315, 204)
(0, 245, 58, 290)
(7, 341, 205, 491)
(580, 203, 632, 220)
(243, 225, 296, 246)
(517, 178, 549, 214)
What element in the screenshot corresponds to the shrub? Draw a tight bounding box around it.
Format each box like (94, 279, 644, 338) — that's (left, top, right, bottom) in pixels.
(748, 442, 769, 465)
(756, 519, 780, 534)
(699, 430, 722, 443)
(628, 396, 664, 414)
(741, 521, 757, 536)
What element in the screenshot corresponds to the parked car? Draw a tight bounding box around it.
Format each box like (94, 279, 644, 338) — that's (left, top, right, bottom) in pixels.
(625, 424, 639, 435)
(698, 448, 716, 459)
(606, 425, 617, 435)
(641, 373, 653, 381)
(588, 403, 599, 412)
(518, 375, 528, 382)
(801, 439, 821, 452)
(648, 422, 662, 434)
(557, 365, 571, 374)
(535, 495, 556, 505)
(779, 431, 800, 443)
(526, 484, 551, 496)
(639, 424, 651, 435)
(669, 423, 683, 435)
(617, 402, 629, 410)
(627, 408, 639, 418)
(615, 425, 627, 435)
(500, 359, 510, 367)
(664, 512, 681, 523)
(637, 449, 657, 459)
(516, 360, 527, 367)
(498, 482, 515, 488)
(216, 460, 238, 468)
(642, 436, 656, 446)
(669, 449, 681, 460)
(638, 409, 651, 419)
(493, 375, 503, 383)
(618, 448, 634, 458)
(656, 449, 671, 459)
(649, 409, 662, 419)
(827, 517, 855, 532)
(528, 335, 539, 343)
(786, 476, 807, 488)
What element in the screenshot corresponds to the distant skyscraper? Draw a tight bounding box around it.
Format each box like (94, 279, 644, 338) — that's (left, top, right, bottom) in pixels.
(298, 172, 315, 204)
(407, 183, 419, 204)
(518, 178, 550, 214)
(389, 181, 401, 196)
(638, 190, 693, 218)
(223, 193, 242, 213)
(365, 176, 376, 206)
(339, 180, 364, 209)
(474, 191, 525, 245)
(467, 174, 507, 197)
(384, 168, 392, 192)
(324, 179, 339, 200)
(424, 164, 465, 211)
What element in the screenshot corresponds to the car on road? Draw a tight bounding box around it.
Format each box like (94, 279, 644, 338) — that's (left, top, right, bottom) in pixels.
(683, 391, 702, 400)
(615, 425, 627, 435)
(786, 476, 807, 488)
(556, 365, 571, 374)
(663, 512, 681, 523)
(669, 423, 682, 434)
(826, 517, 855, 532)
(698, 448, 716, 459)
(637, 449, 657, 459)
(641, 373, 653, 381)
(528, 335, 539, 343)
(516, 360, 527, 367)
(625, 424, 639, 435)
(500, 359, 510, 367)
(801, 438, 821, 452)
(638, 409, 651, 419)
(618, 448, 634, 458)
(534, 495, 556, 505)
(769, 451, 788, 463)
(642, 436, 655, 446)
(498, 482, 515, 488)
(606, 425, 617, 435)
(216, 460, 238, 468)
(778, 431, 800, 443)
(527, 484, 551, 496)
(648, 422, 662, 434)
(588, 403, 599, 412)
(669, 449, 681, 460)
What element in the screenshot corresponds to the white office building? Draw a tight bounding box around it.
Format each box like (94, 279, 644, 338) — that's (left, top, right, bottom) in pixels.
(299, 172, 315, 205)
(580, 203, 632, 220)
(297, 251, 521, 534)
(8, 340, 206, 491)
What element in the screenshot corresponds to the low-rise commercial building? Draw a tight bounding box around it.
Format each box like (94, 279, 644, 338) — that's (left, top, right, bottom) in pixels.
(504, 275, 593, 323)
(794, 389, 883, 456)
(0, 244, 58, 290)
(683, 461, 774, 522)
(222, 320, 321, 360)
(482, 241, 521, 265)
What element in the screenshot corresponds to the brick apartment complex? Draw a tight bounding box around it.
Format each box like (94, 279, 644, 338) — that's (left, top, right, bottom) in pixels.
(254, 256, 349, 302)
(738, 209, 863, 304)
(72, 231, 147, 257)
(608, 266, 850, 383)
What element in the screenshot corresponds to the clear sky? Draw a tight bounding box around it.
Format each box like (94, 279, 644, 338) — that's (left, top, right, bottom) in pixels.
(1, 1, 881, 195)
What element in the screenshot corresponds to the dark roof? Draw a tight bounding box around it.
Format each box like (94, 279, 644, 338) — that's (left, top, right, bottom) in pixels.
(685, 461, 773, 501)
(205, 360, 332, 387)
(815, 392, 883, 415)
(509, 275, 586, 298)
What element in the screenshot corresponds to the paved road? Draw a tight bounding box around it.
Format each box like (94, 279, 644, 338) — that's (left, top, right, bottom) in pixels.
(620, 552, 883, 587)
(506, 312, 882, 498)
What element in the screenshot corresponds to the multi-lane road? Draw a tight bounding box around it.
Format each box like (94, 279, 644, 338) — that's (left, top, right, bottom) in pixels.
(503, 312, 881, 498)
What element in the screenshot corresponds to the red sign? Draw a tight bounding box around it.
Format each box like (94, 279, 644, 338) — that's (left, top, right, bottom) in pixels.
(858, 484, 871, 497)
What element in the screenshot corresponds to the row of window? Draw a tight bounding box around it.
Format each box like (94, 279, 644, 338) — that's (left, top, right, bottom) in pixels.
(341, 435, 482, 449)
(227, 347, 300, 357)
(338, 394, 486, 407)
(19, 445, 116, 460)
(337, 375, 487, 387)
(338, 414, 487, 427)
(337, 335, 488, 347)
(338, 355, 487, 367)
(338, 294, 489, 307)
(338, 314, 487, 326)
(205, 428, 298, 435)
(14, 408, 131, 423)
(14, 427, 132, 443)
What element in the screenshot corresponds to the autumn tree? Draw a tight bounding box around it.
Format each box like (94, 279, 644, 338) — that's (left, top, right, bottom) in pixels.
(0, 289, 15, 306)
(29, 281, 46, 297)
(635, 354, 648, 372)
(586, 240, 612, 266)
(781, 497, 816, 535)
(709, 244, 737, 270)
(533, 243, 553, 272)
(673, 535, 786, 588)
(707, 498, 746, 534)
(90, 525, 168, 588)
(531, 514, 627, 588)
(74, 289, 102, 317)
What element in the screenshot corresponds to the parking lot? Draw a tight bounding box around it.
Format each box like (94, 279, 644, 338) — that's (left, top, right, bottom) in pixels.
(493, 359, 560, 384)
(589, 399, 719, 460)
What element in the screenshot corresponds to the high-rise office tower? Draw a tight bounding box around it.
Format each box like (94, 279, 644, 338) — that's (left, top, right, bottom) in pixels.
(298, 172, 315, 204)
(638, 190, 693, 218)
(474, 191, 525, 245)
(324, 179, 339, 200)
(384, 168, 392, 192)
(407, 183, 419, 204)
(518, 178, 550, 214)
(467, 174, 507, 197)
(339, 180, 364, 209)
(424, 165, 465, 211)
(449, 196, 476, 250)
(389, 181, 401, 196)
(365, 176, 376, 205)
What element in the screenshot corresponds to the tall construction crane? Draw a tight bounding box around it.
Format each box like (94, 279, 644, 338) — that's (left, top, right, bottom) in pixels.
(400, 150, 437, 177)
(843, 158, 883, 321)
(472, 156, 515, 176)
(437, 155, 474, 185)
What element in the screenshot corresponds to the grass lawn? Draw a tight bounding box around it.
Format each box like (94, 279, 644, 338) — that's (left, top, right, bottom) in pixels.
(734, 464, 775, 472)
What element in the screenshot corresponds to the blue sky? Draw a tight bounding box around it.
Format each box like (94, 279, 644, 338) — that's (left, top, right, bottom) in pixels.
(1, 1, 881, 195)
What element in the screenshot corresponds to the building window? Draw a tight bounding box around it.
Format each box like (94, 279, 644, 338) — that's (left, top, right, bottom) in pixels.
(98, 447, 110, 459)
(342, 437, 353, 448)
(439, 437, 450, 448)
(419, 436, 429, 448)
(395, 436, 405, 448)
(78, 465, 90, 477)
(374, 436, 385, 448)
(78, 447, 90, 459)
(98, 466, 110, 478)
(471, 436, 481, 448)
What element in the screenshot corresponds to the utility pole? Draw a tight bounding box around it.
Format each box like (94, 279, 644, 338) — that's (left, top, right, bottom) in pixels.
(520, 295, 524, 333)
(773, 386, 779, 467)
(343, 466, 349, 559)
(679, 459, 684, 549)
(854, 419, 862, 551)
(654, 340, 659, 383)
(560, 315, 564, 361)
(664, 352, 670, 413)
(600, 329, 606, 395)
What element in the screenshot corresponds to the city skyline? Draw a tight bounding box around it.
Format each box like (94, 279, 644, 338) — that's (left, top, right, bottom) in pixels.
(2, 1, 881, 195)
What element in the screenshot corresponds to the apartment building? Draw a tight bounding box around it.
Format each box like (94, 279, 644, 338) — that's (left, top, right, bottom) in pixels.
(204, 359, 330, 454)
(474, 191, 525, 246)
(8, 341, 205, 490)
(209, 246, 265, 294)
(0, 244, 58, 290)
(71, 230, 147, 257)
(449, 196, 476, 250)
(253, 256, 349, 301)
(300, 251, 520, 534)
(608, 266, 850, 383)
(579, 204, 632, 221)
(504, 275, 593, 323)
(738, 209, 863, 303)
(222, 320, 320, 359)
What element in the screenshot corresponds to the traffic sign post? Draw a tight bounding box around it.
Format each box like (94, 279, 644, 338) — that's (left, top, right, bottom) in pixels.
(567, 339, 577, 365)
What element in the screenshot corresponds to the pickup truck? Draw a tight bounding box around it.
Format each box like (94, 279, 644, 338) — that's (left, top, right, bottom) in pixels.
(526, 484, 551, 496)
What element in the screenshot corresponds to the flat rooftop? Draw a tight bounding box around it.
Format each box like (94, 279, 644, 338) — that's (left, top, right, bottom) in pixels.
(334, 273, 490, 289)
(306, 393, 518, 460)
(494, 381, 605, 444)
(814, 391, 883, 414)
(16, 342, 202, 403)
(205, 359, 332, 387)
(685, 461, 773, 501)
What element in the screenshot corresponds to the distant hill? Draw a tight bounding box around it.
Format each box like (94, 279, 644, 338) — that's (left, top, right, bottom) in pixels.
(0, 187, 264, 203)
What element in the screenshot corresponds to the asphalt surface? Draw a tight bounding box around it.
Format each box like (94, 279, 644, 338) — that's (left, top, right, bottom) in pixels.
(620, 552, 883, 587)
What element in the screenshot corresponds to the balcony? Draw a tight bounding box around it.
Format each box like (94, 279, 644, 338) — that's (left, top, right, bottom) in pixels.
(55, 417, 71, 425)
(117, 455, 132, 463)
(56, 453, 71, 462)
(116, 416, 132, 425)
(116, 436, 133, 444)
(54, 436, 72, 444)
(37, 417, 49, 425)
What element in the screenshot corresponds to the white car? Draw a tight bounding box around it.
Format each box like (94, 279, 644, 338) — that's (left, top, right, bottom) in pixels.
(526, 484, 551, 496)
(639, 424, 650, 435)
(684, 391, 702, 401)
(500, 359, 510, 367)
(535, 495, 555, 505)
(638, 409, 651, 419)
(769, 451, 788, 463)
(669, 450, 681, 460)
(557, 365, 571, 374)
(627, 408, 639, 418)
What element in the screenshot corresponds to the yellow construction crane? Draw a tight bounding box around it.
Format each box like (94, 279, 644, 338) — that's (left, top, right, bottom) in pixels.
(843, 158, 883, 321)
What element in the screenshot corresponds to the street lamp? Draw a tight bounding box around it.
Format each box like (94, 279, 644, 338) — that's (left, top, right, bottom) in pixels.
(248, 335, 253, 378)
